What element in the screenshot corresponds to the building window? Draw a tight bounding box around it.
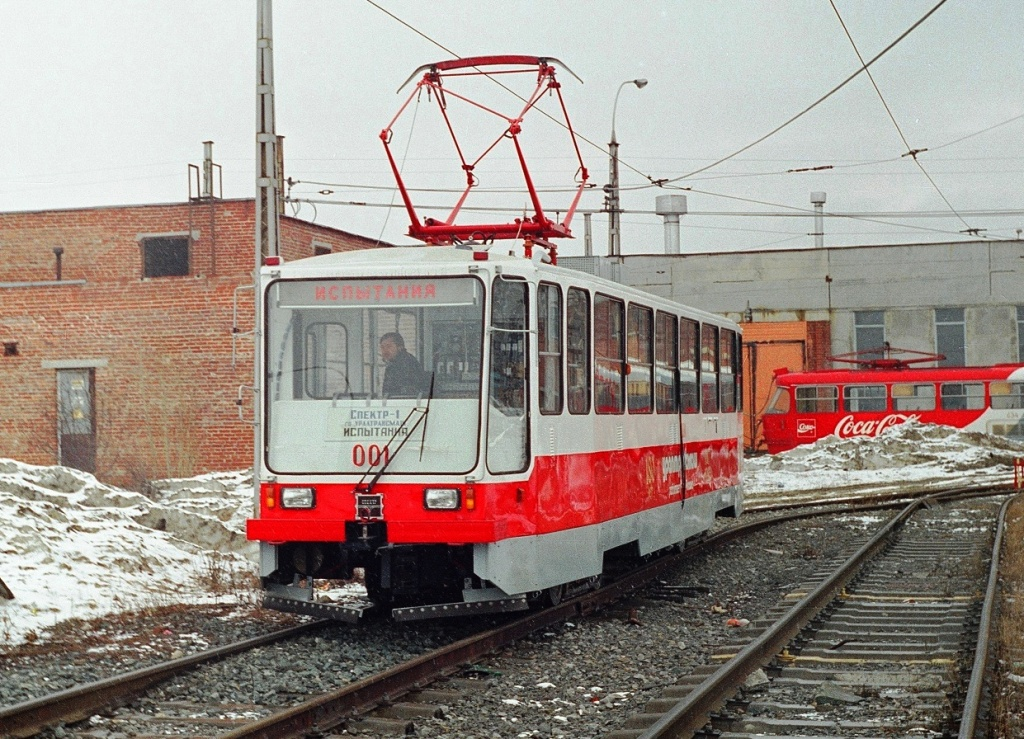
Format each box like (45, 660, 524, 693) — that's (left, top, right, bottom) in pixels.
(313, 242, 332, 256)
(935, 307, 965, 366)
(141, 236, 189, 278)
(1017, 306, 1024, 362)
(854, 310, 885, 353)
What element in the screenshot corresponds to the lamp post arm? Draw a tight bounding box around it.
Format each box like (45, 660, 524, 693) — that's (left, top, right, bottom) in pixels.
(607, 78, 646, 258)
(611, 80, 629, 143)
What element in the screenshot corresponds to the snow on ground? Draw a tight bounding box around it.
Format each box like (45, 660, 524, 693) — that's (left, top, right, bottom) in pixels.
(0, 421, 1021, 645)
(0, 461, 257, 645)
(744, 420, 1024, 507)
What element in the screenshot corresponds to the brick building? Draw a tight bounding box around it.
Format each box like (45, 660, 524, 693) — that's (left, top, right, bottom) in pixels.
(0, 198, 381, 487)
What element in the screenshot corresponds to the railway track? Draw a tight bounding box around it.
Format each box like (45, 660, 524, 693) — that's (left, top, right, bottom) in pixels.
(606, 493, 1009, 739)
(0, 621, 331, 738)
(1, 486, 1010, 738)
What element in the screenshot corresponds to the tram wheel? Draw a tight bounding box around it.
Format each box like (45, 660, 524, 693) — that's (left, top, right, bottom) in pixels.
(546, 584, 565, 607)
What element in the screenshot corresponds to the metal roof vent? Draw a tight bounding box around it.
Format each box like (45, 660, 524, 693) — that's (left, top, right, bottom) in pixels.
(655, 194, 688, 254)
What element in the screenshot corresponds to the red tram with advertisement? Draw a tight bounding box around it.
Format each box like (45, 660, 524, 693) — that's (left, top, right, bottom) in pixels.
(762, 350, 1024, 453)
(245, 246, 743, 620)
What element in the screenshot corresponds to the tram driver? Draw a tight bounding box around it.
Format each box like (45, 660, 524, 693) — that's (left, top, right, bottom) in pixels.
(379, 332, 429, 398)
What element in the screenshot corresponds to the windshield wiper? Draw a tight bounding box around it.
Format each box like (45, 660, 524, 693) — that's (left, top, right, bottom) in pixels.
(418, 372, 436, 462)
(356, 401, 429, 495)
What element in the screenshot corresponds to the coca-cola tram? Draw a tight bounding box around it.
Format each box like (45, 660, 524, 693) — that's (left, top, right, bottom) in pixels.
(246, 246, 743, 620)
(762, 361, 1024, 454)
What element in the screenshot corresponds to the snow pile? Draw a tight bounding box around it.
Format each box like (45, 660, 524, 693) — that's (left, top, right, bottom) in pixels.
(746, 420, 1024, 506)
(0, 460, 257, 645)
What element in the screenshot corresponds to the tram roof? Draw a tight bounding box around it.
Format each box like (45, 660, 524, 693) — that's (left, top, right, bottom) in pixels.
(267, 246, 736, 328)
(775, 364, 1024, 385)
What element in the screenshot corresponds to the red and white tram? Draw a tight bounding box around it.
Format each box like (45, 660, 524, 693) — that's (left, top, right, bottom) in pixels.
(246, 246, 743, 619)
(762, 360, 1024, 454)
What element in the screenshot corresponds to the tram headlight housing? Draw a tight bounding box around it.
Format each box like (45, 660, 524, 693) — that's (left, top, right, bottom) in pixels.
(280, 487, 316, 509)
(423, 487, 461, 510)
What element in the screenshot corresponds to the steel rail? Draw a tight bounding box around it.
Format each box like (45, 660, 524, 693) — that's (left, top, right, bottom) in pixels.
(636, 497, 924, 738)
(745, 481, 1012, 514)
(0, 620, 330, 739)
(958, 494, 1014, 737)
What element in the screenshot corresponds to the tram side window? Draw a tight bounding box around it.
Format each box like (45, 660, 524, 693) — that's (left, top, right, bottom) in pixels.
(303, 322, 349, 399)
(940, 382, 984, 411)
(990, 381, 1024, 410)
(626, 304, 653, 413)
(892, 383, 936, 411)
(796, 385, 838, 413)
(843, 385, 886, 412)
(701, 324, 719, 413)
(720, 328, 736, 413)
(594, 295, 625, 414)
(537, 283, 563, 415)
(655, 311, 678, 413)
(487, 278, 530, 475)
(566, 288, 591, 415)
(489, 279, 529, 415)
(679, 318, 699, 413)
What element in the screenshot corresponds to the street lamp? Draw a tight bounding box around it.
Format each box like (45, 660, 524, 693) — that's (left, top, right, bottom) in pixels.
(607, 78, 648, 258)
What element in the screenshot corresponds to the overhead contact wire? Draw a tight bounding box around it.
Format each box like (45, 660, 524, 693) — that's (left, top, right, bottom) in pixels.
(667, 0, 951, 184)
(828, 0, 976, 234)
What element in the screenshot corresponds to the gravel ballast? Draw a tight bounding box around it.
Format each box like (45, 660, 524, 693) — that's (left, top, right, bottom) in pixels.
(2, 509, 892, 737)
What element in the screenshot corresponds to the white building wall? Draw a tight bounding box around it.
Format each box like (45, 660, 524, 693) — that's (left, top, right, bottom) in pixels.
(564, 239, 1024, 366)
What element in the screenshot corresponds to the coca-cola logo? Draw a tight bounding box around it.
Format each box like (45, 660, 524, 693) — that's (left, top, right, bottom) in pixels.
(796, 419, 816, 437)
(833, 413, 920, 438)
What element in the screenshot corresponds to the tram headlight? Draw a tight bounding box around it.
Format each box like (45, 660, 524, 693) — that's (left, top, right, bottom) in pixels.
(280, 487, 316, 509)
(423, 487, 461, 510)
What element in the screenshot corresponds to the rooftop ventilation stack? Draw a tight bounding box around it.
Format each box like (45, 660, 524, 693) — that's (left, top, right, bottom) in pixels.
(202, 141, 214, 198)
(655, 194, 687, 254)
(811, 191, 826, 248)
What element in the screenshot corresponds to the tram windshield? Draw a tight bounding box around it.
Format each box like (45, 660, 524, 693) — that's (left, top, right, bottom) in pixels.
(264, 276, 484, 474)
(765, 387, 790, 414)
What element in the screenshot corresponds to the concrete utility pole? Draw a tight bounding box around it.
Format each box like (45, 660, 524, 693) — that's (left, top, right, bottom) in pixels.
(606, 78, 647, 258)
(252, 0, 279, 484)
(256, 0, 279, 261)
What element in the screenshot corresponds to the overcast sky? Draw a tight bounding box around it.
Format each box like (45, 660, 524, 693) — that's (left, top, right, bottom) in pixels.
(2, 1, 1022, 256)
